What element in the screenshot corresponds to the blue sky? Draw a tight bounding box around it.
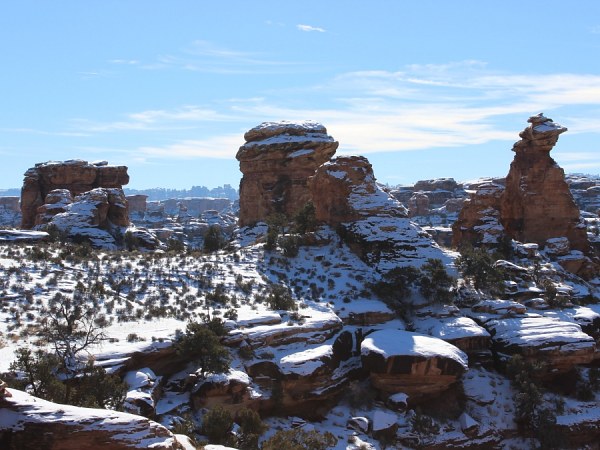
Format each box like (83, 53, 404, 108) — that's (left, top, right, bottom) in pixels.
(2, 1, 600, 190)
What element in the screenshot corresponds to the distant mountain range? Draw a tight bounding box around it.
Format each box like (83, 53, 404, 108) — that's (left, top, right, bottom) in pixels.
(124, 184, 239, 201)
(0, 185, 239, 201)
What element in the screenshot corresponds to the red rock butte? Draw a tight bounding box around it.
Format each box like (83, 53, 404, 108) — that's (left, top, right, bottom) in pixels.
(20, 160, 129, 229)
(236, 121, 338, 227)
(453, 114, 590, 258)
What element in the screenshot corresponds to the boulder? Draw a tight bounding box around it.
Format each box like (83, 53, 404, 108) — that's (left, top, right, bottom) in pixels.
(190, 370, 260, 413)
(413, 316, 491, 355)
(452, 182, 505, 246)
(484, 316, 596, 374)
(236, 121, 338, 226)
(0, 388, 180, 450)
(360, 330, 468, 398)
(241, 331, 360, 418)
(21, 160, 129, 229)
(0, 197, 21, 227)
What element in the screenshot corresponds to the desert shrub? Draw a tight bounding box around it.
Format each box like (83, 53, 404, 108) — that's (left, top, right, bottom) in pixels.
(370, 266, 420, 307)
(278, 235, 299, 257)
(9, 348, 126, 409)
(175, 321, 231, 377)
(236, 408, 268, 450)
(201, 405, 234, 445)
(264, 213, 287, 251)
(124, 231, 140, 251)
(261, 428, 337, 450)
(266, 284, 297, 311)
(506, 355, 566, 448)
(410, 408, 440, 436)
(419, 258, 456, 304)
(167, 238, 185, 252)
(293, 201, 316, 234)
(9, 348, 66, 402)
(456, 246, 505, 292)
(203, 225, 224, 253)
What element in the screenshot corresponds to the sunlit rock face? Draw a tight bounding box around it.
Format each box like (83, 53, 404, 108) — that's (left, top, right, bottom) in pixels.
(310, 155, 408, 226)
(452, 114, 595, 275)
(501, 114, 588, 252)
(310, 155, 451, 273)
(236, 121, 338, 226)
(21, 160, 129, 229)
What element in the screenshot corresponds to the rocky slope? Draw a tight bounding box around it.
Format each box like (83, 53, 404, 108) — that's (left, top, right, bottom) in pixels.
(0, 118, 599, 449)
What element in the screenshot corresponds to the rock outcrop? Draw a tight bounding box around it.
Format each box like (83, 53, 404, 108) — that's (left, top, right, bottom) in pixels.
(21, 160, 129, 229)
(126, 194, 148, 218)
(309, 155, 451, 273)
(0, 388, 180, 450)
(310, 156, 407, 225)
(236, 121, 338, 226)
(0, 197, 21, 227)
(453, 114, 590, 258)
(361, 330, 468, 398)
(484, 316, 596, 375)
(39, 188, 130, 248)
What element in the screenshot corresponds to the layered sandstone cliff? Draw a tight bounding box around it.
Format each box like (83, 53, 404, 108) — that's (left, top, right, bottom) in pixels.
(21, 160, 129, 229)
(236, 121, 338, 226)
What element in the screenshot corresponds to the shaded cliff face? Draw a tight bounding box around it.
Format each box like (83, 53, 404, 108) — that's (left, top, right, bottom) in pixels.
(236, 121, 338, 226)
(21, 160, 129, 229)
(453, 114, 589, 255)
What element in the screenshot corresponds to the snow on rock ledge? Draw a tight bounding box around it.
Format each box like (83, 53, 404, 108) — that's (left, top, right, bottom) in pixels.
(361, 330, 468, 398)
(0, 388, 180, 450)
(484, 316, 596, 374)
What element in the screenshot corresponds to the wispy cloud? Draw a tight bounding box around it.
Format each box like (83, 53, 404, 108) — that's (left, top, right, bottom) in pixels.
(71, 105, 238, 132)
(224, 63, 600, 155)
(0, 127, 90, 137)
(65, 61, 600, 165)
(109, 59, 140, 65)
(297, 24, 326, 33)
(137, 40, 304, 75)
(137, 134, 243, 159)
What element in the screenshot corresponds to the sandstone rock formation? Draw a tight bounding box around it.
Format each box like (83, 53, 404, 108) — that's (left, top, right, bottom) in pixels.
(39, 188, 130, 248)
(453, 114, 590, 257)
(309, 155, 451, 273)
(236, 121, 338, 226)
(0, 197, 21, 227)
(310, 156, 407, 225)
(0, 388, 181, 450)
(361, 330, 468, 398)
(126, 194, 147, 218)
(21, 160, 129, 229)
(484, 316, 596, 375)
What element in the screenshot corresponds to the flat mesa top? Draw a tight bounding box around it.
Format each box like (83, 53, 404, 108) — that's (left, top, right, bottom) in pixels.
(243, 120, 328, 143)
